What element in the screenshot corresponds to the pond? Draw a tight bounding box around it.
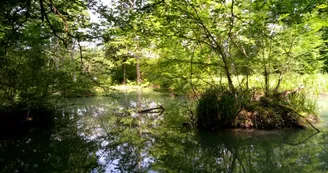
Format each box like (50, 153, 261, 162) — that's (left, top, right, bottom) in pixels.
(1, 90, 328, 173)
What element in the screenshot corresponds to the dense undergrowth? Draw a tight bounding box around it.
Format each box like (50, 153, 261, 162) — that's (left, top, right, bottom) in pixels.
(196, 86, 319, 130)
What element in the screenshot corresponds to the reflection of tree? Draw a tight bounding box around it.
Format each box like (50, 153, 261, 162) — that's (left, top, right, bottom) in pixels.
(62, 95, 328, 173)
(137, 88, 142, 170)
(75, 91, 168, 172)
(150, 126, 326, 173)
(0, 111, 98, 173)
(3, 93, 327, 172)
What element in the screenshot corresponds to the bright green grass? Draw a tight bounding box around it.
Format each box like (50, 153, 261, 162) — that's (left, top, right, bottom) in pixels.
(188, 73, 328, 96)
(246, 73, 328, 96)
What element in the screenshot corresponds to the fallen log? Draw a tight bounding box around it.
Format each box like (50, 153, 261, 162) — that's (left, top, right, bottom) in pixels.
(137, 105, 165, 114)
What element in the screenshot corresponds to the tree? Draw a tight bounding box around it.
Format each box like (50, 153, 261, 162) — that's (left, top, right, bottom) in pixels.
(0, 0, 96, 109)
(128, 0, 327, 94)
(99, 0, 163, 85)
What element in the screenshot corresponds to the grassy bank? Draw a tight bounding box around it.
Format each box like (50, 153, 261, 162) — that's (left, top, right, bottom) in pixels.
(147, 73, 328, 99)
(241, 73, 328, 96)
(80, 73, 328, 99)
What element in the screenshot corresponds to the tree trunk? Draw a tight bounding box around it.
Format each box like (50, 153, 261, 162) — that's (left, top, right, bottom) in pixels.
(123, 62, 127, 85)
(136, 55, 141, 85)
(222, 56, 235, 95)
(264, 65, 270, 96)
(214, 46, 235, 94)
(274, 72, 282, 93)
(246, 73, 249, 90)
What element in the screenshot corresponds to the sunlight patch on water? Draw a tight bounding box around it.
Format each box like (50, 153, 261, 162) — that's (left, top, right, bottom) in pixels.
(317, 96, 328, 127)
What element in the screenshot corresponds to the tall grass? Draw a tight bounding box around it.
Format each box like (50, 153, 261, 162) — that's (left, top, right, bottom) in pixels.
(157, 72, 328, 100)
(228, 73, 328, 96)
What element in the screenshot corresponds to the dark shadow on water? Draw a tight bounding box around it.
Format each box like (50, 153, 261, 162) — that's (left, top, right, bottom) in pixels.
(0, 110, 99, 173)
(0, 109, 54, 140)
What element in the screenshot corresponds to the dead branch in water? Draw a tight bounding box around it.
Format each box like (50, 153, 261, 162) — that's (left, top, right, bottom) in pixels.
(137, 105, 165, 115)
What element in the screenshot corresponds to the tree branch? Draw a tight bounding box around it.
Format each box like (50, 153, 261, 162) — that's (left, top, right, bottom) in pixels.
(4, 0, 31, 57)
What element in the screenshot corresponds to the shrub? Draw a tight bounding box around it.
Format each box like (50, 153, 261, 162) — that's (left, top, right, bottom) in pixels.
(196, 87, 238, 129)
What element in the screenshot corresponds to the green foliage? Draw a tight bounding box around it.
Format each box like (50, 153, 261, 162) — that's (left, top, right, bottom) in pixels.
(0, 0, 327, 131)
(284, 91, 318, 115)
(0, 1, 95, 110)
(110, 63, 137, 84)
(321, 27, 328, 72)
(196, 87, 238, 129)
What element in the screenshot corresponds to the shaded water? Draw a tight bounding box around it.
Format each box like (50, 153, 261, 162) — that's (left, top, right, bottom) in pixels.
(1, 91, 328, 173)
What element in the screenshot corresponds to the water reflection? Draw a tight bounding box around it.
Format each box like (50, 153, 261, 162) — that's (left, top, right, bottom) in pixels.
(0, 112, 98, 173)
(1, 91, 328, 173)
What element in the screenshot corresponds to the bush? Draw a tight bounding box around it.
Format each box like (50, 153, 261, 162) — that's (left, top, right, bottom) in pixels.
(196, 86, 318, 130)
(196, 87, 238, 129)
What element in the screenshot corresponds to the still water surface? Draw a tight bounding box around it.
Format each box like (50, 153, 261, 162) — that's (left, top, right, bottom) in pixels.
(1, 91, 328, 173)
